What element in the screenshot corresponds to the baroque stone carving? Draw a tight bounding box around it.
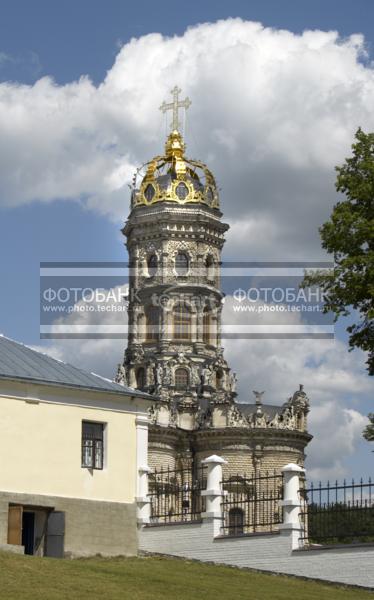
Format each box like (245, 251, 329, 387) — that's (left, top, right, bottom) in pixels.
(121, 101, 312, 474)
(202, 363, 215, 386)
(227, 404, 248, 428)
(115, 363, 127, 386)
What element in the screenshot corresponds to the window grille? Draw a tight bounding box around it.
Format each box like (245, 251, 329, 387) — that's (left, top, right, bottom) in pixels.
(82, 421, 104, 470)
(175, 367, 189, 389)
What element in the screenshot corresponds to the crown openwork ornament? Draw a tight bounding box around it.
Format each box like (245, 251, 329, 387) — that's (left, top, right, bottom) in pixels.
(130, 87, 219, 210)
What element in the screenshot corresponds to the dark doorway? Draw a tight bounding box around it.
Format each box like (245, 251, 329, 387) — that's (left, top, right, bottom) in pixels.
(22, 512, 35, 555)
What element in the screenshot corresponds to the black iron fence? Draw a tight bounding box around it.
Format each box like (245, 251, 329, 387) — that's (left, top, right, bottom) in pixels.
(300, 477, 374, 545)
(221, 471, 283, 536)
(148, 465, 207, 524)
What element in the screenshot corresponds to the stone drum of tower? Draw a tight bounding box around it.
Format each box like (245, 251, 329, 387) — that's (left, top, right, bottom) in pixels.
(120, 94, 237, 435)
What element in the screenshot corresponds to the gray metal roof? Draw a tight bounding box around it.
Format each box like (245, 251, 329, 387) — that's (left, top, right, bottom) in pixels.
(0, 335, 150, 399)
(237, 403, 283, 419)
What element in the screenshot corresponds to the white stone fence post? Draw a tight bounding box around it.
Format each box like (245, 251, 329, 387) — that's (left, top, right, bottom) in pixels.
(136, 415, 152, 525)
(201, 455, 227, 536)
(279, 463, 305, 549)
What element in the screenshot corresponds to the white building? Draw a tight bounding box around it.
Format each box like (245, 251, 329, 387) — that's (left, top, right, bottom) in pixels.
(0, 335, 151, 557)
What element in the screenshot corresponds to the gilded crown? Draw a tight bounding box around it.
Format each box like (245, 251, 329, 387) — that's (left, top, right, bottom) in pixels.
(131, 130, 219, 210)
(131, 88, 219, 210)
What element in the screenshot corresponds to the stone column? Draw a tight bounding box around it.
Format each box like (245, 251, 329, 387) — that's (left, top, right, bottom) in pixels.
(201, 454, 227, 536)
(279, 463, 305, 549)
(136, 414, 152, 525)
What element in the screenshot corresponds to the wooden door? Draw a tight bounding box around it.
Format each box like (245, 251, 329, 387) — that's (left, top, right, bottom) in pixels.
(8, 505, 23, 545)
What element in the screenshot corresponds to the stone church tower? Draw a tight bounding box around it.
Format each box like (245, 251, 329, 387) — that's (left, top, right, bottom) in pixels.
(117, 88, 312, 475)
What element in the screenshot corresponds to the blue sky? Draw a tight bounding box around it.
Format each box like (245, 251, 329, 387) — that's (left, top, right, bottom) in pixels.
(0, 1, 373, 479)
(1, 0, 374, 85)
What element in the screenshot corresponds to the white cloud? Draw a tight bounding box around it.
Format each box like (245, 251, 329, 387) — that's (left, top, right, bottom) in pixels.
(307, 406, 369, 480)
(6, 18, 372, 478)
(223, 331, 371, 479)
(35, 284, 127, 378)
(220, 292, 372, 479)
(0, 19, 373, 258)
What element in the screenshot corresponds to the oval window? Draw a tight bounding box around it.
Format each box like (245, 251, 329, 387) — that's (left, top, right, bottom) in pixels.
(144, 184, 155, 202)
(175, 182, 189, 200)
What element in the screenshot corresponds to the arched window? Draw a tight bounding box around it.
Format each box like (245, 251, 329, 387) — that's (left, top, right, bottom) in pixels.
(136, 313, 145, 342)
(136, 367, 145, 390)
(147, 254, 158, 277)
(146, 306, 159, 341)
(175, 367, 189, 389)
(203, 306, 212, 345)
(175, 252, 189, 276)
(206, 255, 215, 283)
(228, 508, 244, 535)
(216, 369, 224, 389)
(173, 303, 191, 341)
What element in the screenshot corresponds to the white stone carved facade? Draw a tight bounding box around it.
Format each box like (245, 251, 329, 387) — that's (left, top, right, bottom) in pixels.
(117, 117, 311, 475)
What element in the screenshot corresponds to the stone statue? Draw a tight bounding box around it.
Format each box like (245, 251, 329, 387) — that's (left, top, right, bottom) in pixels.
(154, 362, 164, 392)
(253, 390, 265, 404)
(132, 346, 144, 363)
(229, 371, 237, 393)
(202, 364, 214, 386)
(191, 365, 200, 385)
(156, 363, 163, 384)
(227, 404, 247, 427)
(148, 404, 158, 425)
(162, 362, 172, 386)
(115, 363, 127, 386)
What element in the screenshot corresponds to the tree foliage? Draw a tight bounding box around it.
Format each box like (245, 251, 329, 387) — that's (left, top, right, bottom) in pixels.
(307, 501, 374, 545)
(302, 128, 374, 375)
(363, 413, 374, 442)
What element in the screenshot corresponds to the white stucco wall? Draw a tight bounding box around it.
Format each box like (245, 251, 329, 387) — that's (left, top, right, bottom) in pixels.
(139, 519, 374, 589)
(0, 379, 149, 504)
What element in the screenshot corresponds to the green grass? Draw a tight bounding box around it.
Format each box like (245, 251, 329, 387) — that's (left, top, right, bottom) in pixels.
(0, 552, 371, 600)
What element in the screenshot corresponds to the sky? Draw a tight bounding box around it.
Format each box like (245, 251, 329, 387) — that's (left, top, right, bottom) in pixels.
(0, 0, 373, 480)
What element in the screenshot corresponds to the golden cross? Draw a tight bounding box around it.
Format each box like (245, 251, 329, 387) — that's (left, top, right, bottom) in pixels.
(159, 86, 191, 132)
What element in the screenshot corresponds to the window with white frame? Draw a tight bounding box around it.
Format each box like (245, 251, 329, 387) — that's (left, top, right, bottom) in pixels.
(81, 421, 105, 469)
